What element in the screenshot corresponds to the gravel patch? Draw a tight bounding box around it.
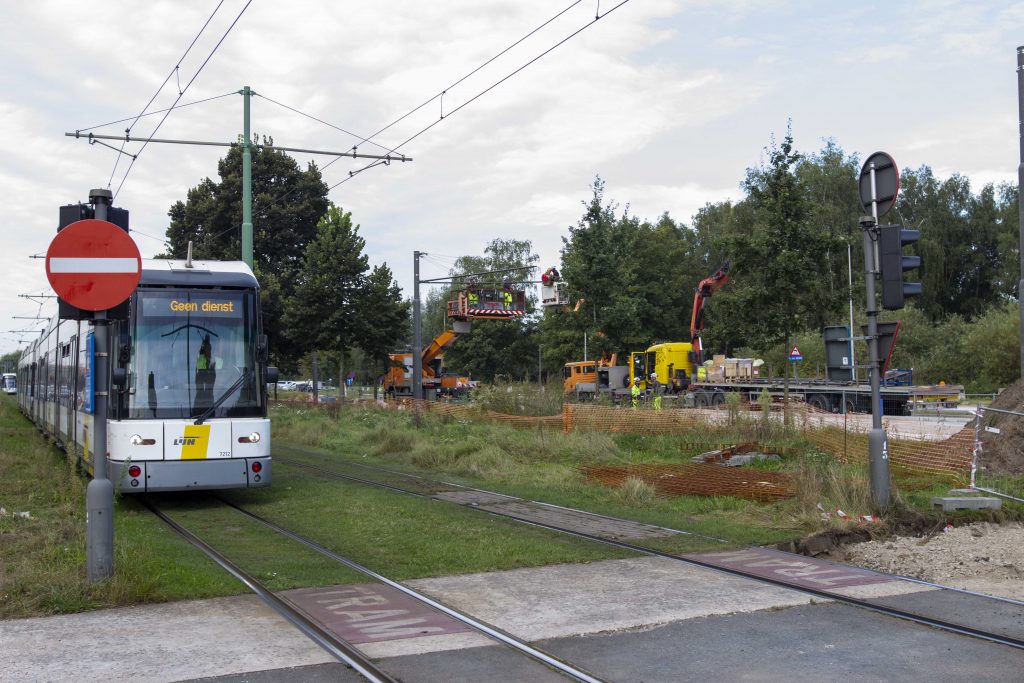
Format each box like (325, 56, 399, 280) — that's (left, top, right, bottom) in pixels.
(835, 522, 1024, 601)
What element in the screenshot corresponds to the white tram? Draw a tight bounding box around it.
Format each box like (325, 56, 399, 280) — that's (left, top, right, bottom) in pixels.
(17, 259, 276, 492)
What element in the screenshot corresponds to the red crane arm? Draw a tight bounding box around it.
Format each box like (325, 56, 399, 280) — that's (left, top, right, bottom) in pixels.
(689, 261, 731, 360)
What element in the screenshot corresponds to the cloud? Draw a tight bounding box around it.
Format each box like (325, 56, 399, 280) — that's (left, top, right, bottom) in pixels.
(1, 1, 1020, 354)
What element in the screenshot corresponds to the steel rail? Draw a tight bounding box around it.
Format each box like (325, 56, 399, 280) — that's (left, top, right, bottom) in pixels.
(140, 498, 398, 683)
(283, 452, 736, 547)
(277, 456, 1024, 651)
(215, 496, 607, 683)
(282, 453, 1024, 606)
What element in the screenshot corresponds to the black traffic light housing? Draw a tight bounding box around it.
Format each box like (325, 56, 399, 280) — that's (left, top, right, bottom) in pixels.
(878, 224, 922, 310)
(55, 199, 132, 321)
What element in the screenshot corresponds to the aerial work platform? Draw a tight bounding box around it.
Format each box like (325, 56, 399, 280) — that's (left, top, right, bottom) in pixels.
(448, 289, 526, 320)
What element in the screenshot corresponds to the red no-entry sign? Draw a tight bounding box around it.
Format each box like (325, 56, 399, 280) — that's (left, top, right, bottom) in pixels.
(46, 219, 141, 311)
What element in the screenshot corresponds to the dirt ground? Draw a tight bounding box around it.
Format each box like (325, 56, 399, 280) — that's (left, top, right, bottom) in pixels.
(977, 379, 1024, 475)
(826, 382, 1024, 601)
(835, 521, 1024, 601)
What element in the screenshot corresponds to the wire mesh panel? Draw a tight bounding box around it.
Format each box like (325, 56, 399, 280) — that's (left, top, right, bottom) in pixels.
(971, 406, 1024, 502)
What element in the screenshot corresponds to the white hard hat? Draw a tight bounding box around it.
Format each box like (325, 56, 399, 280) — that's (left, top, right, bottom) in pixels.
(634, 377, 640, 383)
(650, 372, 657, 379)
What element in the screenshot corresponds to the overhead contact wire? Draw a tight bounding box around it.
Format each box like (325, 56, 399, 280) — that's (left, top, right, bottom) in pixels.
(104, 0, 227, 189)
(328, 0, 631, 190)
(113, 0, 254, 200)
(253, 93, 393, 155)
(77, 93, 237, 134)
(335, 0, 585, 168)
(264, 2, 586, 207)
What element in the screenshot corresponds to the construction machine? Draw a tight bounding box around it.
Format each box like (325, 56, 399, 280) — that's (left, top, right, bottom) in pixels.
(690, 260, 731, 366)
(383, 325, 471, 398)
(385, 281, 528, 399)
(562, 353, 627, 400)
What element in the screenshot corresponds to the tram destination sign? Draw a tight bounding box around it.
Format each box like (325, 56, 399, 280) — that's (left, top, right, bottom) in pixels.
(46, 219, 142, 311)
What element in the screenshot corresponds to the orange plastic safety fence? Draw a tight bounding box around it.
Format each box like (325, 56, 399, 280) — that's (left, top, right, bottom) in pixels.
(803, 423, 972, 481)
(371, 397, 563, 429)
(272, 398, 975, 480)
(563, 403, 704, 434)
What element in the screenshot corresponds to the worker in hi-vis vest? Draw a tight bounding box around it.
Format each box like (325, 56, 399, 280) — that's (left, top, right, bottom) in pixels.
(631, 376, 641, 408)
(650, 372, 663, 410)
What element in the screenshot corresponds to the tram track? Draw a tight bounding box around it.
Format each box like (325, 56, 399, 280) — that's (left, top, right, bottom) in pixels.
(142, 495, 607, 683)
(275, 451, 1024, 652)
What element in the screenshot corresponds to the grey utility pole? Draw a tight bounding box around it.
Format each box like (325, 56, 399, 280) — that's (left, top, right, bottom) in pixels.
(1017, 46, 1024, 380)
(413, 251, 424, 400)
(242, 86, 254, 268)
(862, 211, 890, 508)
(860, 155, 892, 509)
(67, 87, 411, 268)
(86, 189, 115, 582)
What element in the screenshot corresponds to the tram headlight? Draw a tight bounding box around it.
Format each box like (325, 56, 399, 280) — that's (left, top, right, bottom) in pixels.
(238, 432, 261, 444)
(130, 434, 143, 446)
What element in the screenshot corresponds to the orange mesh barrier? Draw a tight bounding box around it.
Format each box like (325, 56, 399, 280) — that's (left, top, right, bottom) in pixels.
(272, 398, 975, 480)
(564, 403, 704, 434)
(581, 463, 794, 502)
(803, 422, 973, 482)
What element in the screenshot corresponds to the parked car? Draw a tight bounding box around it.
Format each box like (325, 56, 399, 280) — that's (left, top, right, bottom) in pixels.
(276, 380, 297, 391)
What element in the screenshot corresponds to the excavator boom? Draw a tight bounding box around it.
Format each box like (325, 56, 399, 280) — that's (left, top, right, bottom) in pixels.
(690, 260, 731, 363)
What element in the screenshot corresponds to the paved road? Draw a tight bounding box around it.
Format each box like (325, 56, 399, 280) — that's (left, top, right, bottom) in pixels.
(3, 556, 1021, 682)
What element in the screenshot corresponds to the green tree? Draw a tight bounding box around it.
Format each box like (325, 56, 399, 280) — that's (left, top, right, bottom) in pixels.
(283, 205, 405, 386)
(353, 264, 409, 377)
(552, 178, 709, 368)
(0, 350, 20, 373)
(164, 143, 329, 365)
(712, 130, 845, 388)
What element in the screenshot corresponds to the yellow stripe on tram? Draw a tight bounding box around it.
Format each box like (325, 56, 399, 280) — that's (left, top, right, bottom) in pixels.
(180, 424, 211, 460)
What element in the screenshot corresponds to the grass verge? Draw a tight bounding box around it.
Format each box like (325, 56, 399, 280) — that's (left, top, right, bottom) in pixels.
(1, 396, 632, 618)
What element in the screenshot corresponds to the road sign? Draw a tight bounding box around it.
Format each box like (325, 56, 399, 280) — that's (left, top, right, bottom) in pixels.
(46, 219, 141, 311)
(788, 345, 803, 361)
(859, 152, 899, 217)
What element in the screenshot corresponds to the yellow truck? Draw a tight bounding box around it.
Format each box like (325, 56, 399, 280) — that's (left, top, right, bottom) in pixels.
(627, 342, 697, 392)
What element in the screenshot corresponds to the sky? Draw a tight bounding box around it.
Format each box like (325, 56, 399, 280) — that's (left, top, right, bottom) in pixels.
(1, 0, 1022, 356)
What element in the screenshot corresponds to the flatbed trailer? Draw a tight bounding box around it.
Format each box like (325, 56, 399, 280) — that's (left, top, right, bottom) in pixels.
(613, 378, 962, 416)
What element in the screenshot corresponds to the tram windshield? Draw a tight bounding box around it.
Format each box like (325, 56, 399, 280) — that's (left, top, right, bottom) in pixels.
(127, 289, 263, 419)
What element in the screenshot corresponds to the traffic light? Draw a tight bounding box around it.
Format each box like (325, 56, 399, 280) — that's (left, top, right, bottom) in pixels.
(878, 224, 922, 310)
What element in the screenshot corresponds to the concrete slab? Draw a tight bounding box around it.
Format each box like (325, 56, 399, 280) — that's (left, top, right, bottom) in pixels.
(477, 500, 680, 540)
(431, 489, 517, 505)
(405, 556, 814, 641)
(931, 496, 1002, 511)
(0, 595, 334, 683)
(829, 580, 940, 600)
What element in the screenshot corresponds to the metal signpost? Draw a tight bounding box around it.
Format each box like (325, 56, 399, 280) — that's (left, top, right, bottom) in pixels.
(1018, 46, 1024, 381)
(858, 152, 899, 508)
(788, 345, 803, 378)
(45, 190, 142, 581)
